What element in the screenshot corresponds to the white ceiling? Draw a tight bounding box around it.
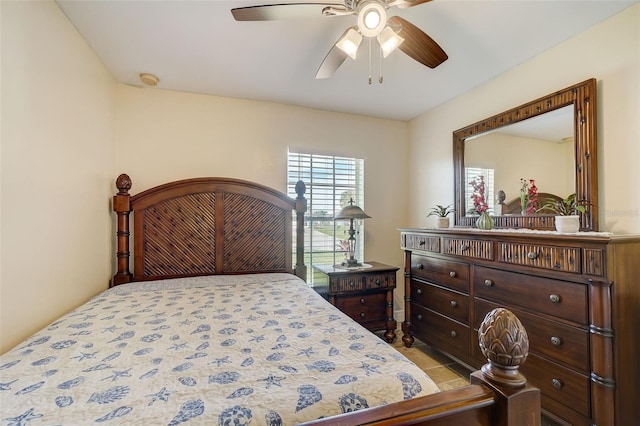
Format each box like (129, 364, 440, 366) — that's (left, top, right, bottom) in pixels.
(56, 0, 637, 121)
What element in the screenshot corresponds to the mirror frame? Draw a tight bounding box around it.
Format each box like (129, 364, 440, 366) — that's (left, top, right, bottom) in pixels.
(453, 78, 598, 231)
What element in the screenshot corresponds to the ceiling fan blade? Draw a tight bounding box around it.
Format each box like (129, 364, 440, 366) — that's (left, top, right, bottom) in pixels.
(388, 16, 448, 68)
(394, 0, 433, 10)
(231, 3, 346, 21)
(315, 29, 353, 79)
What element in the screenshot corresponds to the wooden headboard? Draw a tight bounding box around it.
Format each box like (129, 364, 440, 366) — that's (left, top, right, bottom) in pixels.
(112, 174, 307, 286)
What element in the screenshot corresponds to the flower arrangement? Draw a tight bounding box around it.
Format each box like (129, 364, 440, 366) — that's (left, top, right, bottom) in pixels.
(469, 175, 489, 214)
(519, 178, 538, 215)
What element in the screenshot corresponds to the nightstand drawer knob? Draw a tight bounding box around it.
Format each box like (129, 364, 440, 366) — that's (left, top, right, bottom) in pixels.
(450, 330, 458, 338)
(349, 281, 356, 288)
(551, 378, 563, 390)
(484, 279, 493, 287)
(416, 314, 423, 321)
(416, 288, 423, 295)
(551, 336, 562, 346)
(416, 263, 424, 270)
(375, 279, 381, 286)
(450, 300, 458, 308)
(449, 271, 457, 278)
(360, 298, 366, 305)
(360, 312, 366, 319)
(549, 294, 561, 303)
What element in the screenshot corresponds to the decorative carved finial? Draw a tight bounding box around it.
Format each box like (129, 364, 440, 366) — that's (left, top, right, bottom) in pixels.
(478, 308, 529, 388)
(497, 190, 506, 204)
(295, 180, 306, 199)
(116, 174, 132, 195)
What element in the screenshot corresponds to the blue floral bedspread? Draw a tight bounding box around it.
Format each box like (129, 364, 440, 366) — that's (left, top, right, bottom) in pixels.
(0, 273, 439, 425)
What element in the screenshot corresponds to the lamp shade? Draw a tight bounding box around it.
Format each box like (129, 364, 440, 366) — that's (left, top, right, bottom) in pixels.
(334, 204, 371, 220)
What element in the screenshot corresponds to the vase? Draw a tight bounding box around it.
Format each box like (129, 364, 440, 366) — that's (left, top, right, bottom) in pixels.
(554, 215, 580, 233)
(476, 212, 494, 230)
(436, 217, 450, 228)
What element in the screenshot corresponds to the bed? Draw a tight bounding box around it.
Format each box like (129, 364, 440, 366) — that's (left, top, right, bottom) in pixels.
(0, 174, 540, 425)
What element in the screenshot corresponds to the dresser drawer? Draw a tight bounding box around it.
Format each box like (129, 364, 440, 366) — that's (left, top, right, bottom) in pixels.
(410, 304, 470, 361)
(520, 353, 590, 418)
(336, 292, 386, 323)
(411, 255, 469, 293)
(403, 233, 440, 253)
(473, 266, 588, 325)
(475, 299, 589, 373)
(443, 237, 493, 260)
(499, 242, 581, 274)
(411, 280, 469, 324)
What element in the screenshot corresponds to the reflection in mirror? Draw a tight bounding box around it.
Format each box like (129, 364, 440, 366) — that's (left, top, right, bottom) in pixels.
(464, 106, 574, 215)
(453, 79, 598, 231)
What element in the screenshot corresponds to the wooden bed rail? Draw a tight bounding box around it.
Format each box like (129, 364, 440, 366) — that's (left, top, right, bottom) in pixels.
(302, 308, 540, 426)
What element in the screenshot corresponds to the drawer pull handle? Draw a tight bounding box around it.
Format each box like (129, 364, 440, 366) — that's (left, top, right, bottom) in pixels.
(360, 298, 366, 305)
(450, 300, 458, 308)
(450, 331, 458, 338)
(417, 314, 423, 321)
(449, 271, 457, 278)
(416, 288, 423, 295)
(349, 281, 356, 288)
(527, 252, 539, 260)
(551, 378, 563, 390)
(360, 312, 366, 319)
(550, 336, 562, 346)
(375, 279, 381, 286)
(461, 244, 470, 251)
(549, 294, 561, 303)
(416, 263, 424, 270)
(419, 240, 426, 246)
(484, 279, 494, 287)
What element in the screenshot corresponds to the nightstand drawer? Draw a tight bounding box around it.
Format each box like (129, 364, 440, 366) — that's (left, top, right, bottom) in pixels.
(331, 276, 365, 293)
(336, 292, 386, 323)
(411, 255, 469, 293)
(365, 272, 394, 289)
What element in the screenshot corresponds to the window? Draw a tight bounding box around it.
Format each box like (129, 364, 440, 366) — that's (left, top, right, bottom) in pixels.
(287, 151, 365, 284)
(465, 167, 495, 214)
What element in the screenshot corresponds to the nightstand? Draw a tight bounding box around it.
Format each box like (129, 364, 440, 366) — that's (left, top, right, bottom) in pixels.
(312, 261, 398, 343)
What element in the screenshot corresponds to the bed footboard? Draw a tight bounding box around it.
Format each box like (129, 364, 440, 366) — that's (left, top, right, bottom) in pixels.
(302, 308, 540, 426)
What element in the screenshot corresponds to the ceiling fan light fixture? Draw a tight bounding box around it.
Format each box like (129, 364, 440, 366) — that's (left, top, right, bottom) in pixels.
(336, 28, 363, 60)
(378, 26, 404, 57)
(357, 1, 387, 37)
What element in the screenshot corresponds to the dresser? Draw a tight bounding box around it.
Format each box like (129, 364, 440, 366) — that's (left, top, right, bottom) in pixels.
(399, 228, 640, 426)
(313, 262, 398, 343)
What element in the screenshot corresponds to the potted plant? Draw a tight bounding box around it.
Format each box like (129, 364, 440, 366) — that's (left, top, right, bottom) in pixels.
(428, 204, 455, 228)
(537, 193, 586, 233)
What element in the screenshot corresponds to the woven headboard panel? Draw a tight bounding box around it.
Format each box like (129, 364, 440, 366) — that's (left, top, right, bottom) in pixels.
(112, 174, 307, 286)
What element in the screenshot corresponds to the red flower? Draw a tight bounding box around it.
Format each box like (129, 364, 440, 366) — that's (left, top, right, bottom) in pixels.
(470, 176, 488, 214)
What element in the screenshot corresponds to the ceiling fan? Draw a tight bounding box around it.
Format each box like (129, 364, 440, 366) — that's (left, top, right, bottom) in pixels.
(231, 0, 448, 81)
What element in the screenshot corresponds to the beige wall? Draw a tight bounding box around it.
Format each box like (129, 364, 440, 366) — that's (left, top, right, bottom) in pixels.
(1, 1, 117, 354)
(115, 86, 410, 314)
(410, 4, 640, 234)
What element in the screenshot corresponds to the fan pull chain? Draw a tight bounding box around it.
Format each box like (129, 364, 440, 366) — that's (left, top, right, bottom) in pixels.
(368, 38, 372, 85)
(378, 41, 383, 84)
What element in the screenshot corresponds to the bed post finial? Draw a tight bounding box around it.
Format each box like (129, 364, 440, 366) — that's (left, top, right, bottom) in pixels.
(112, 174, 133, 286)
(116, 173, 132, 195)
(478, 307, 529, 387)
(294, 180, 307, 281)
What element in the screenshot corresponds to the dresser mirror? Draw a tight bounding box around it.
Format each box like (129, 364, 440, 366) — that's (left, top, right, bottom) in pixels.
(453, 79, 598, 231)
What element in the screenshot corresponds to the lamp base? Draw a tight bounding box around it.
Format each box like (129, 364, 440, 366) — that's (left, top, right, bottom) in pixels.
(342, 258, 363, 268)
